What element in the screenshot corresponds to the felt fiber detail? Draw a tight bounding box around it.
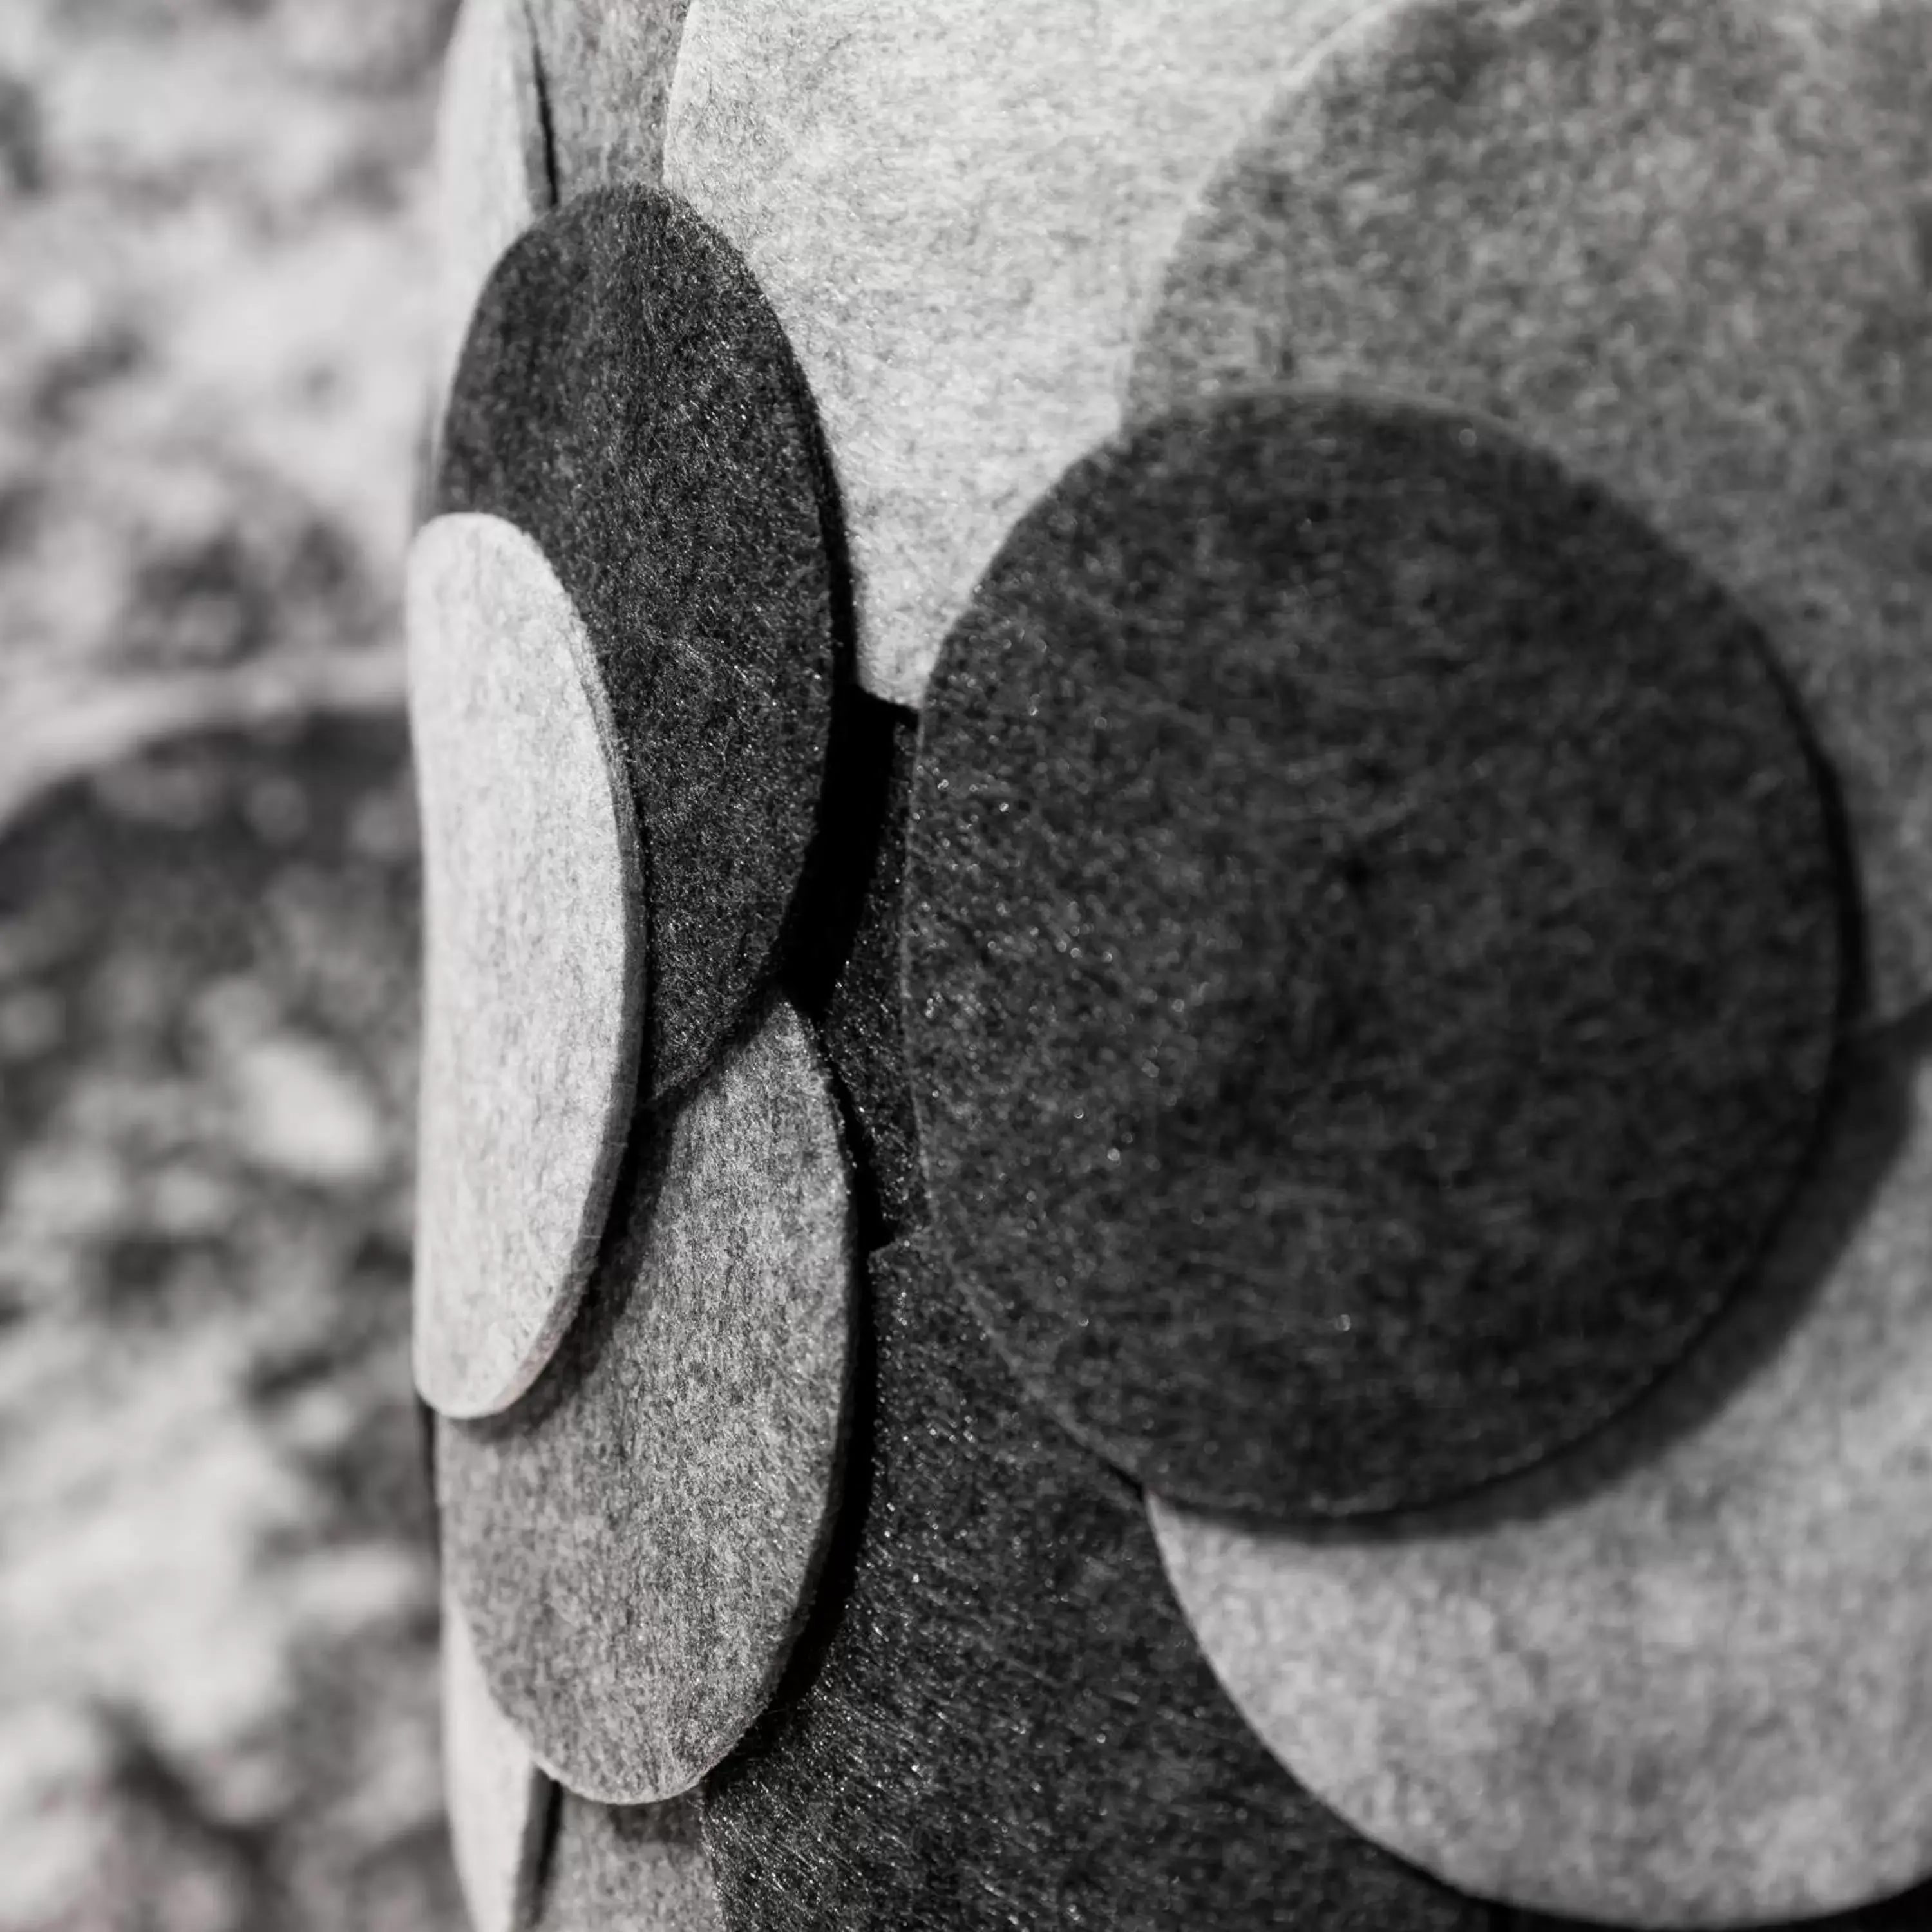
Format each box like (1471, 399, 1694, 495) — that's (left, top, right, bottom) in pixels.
(662, 0, 1388, 708)
(699, 1229, 1493, 1932)
(1130, 0, 1932, 1019)
(433, 0, 551, 421)
(439, 999, 855, 1806)
(1153, 1000, 1932, 1926)
(408, 513, 644, 1421)
(437, 185, 839, 1103)
(526, 0, 695, 198)
(535, 1793, 724, 1931)
(904, 388, 1842, 1521)
(445, 1584, 553, 1932)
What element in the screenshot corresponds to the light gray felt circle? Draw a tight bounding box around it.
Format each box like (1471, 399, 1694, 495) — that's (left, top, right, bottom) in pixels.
(1128, 0, 1932, 1019)
(439, 999, 856, 1805)
(536, 1794, 724, 1932)
(444, 1584, 553, 1932)
(408, 513, 645, 1420)
(661, 0, 1392, 708)
(435, 0, 549, 414)
(1152, 1012, 1932, 1926)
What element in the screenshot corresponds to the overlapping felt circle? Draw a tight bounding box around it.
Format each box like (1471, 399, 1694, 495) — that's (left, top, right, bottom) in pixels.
(904, 387, 1842, 1521)
(439, 998, 856, 1806)
(699, 1229, 1493, 1931)
(408, 513, 645, 1420)
(1128, 0, 1932, 1021)
(436, 184, 840, 1103)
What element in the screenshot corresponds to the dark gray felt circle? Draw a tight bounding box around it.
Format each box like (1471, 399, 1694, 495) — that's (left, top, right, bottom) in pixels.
(436, 185, 838, 1102)
(439, 999, 855, 1805)
(1126, 0, 1932, 1020)
(699, 1229, 1493, 1932)
(903, 389, 1842, 1521)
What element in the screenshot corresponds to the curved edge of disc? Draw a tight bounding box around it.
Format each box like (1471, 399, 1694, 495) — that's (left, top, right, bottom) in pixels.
(446, 1583, 554, 1932)
(1144, 1012, 1932, 1926)
(439, 995, 857, 1807)
(435, 0, 552, 415)
(408, 511, 646, 1420)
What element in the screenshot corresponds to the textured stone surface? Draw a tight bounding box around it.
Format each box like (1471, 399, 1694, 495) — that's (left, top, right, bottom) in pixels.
(663, 0, 1385, 707)
(1155, 1005, 1932, 1926)
(408, 512, 643, 1421)
(1130, 0, 1932, 1018)
(905, 390, 1840, 1520)
(440, 999, 855, 1804)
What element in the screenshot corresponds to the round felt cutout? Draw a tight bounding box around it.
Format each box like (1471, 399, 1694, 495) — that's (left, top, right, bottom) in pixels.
(699, 1228, 1495, 1932)
(439, 998, 855, 1805)
(904, 389, 1842, 1520)
(408, 513, 644, 1420)
(1127, 0, 1932, 1021)
(1150, 1001, 1932, 1925)
(437, 185, 838, 1103)
(444, 1584, 552, 1932)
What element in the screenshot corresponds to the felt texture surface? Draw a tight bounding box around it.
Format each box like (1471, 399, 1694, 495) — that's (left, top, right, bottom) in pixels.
(437, 186, 838, 1101)
(813, 705, 924, 1247)
(439, 999, 855, 1805)
(1128, 0, 1932, 1019)
(434, 0, 551, 419)
(662, 0, 1383, 708)
(408, 513, 644, 1421)
(904, 389, 1841, 1521)
(525, 0, 693, 198)
(1153, 999, 1932, 1926)
(535, 1795, 723, 1932)
(445, 1584, 553, 1932)
(699, 1229, 1492, 1932)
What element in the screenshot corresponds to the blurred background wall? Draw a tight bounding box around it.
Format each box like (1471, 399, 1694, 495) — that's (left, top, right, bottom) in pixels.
(0, 1, 465, 1926)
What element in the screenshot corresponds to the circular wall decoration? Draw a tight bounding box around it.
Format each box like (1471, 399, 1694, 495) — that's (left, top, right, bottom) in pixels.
(409, 511, 645, 1421)
(904, 388, 1842, 1520)
(439, 998, 855, 1805)
(437, 185, 841, 1104)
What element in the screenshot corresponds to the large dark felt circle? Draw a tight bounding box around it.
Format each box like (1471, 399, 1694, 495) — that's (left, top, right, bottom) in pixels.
(436, 185, 838, 1103)
(903, 390, 1843, 1520)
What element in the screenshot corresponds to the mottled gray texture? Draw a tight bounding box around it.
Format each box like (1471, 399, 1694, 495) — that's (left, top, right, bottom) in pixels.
(408, 513, 644, 1420)
(536, 1795, 722, 1932)
(701, 1230, 1492, 1932)
(1155, 1003, 1932, 1926)
(434, 0, 551, 418)
(1130, 0, 1932, 1019)
(445, 1586, 553, 1932)
(437, 187, 840, 1102)
(663, 0, 1387, 708)
(905, 391, 1840, 1520)
(526, 0, 693, 197)
(440, 999, 855, 1806)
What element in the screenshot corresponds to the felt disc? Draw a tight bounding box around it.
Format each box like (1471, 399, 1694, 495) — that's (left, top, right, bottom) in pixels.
(408, 512, 643, 1420)
(439, 998, 855, 1804)
(904, 390, 1841, 1520)
(662, 0, 1379, 707)
(699, 1229, 1493, 1932)
(535, 1794, 724, 1932)
(445, 1585, 553, 1932)
(1129, 0, 1932, 1019)
(437, 185, 838, 1101)
(1152, 1001, 1932, 1925)
(524, 0, 696, 196)
(433, 0, 551, 417)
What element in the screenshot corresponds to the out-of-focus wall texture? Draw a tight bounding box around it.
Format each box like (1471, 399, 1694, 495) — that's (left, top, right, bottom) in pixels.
(0, 2, 463, 1927)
